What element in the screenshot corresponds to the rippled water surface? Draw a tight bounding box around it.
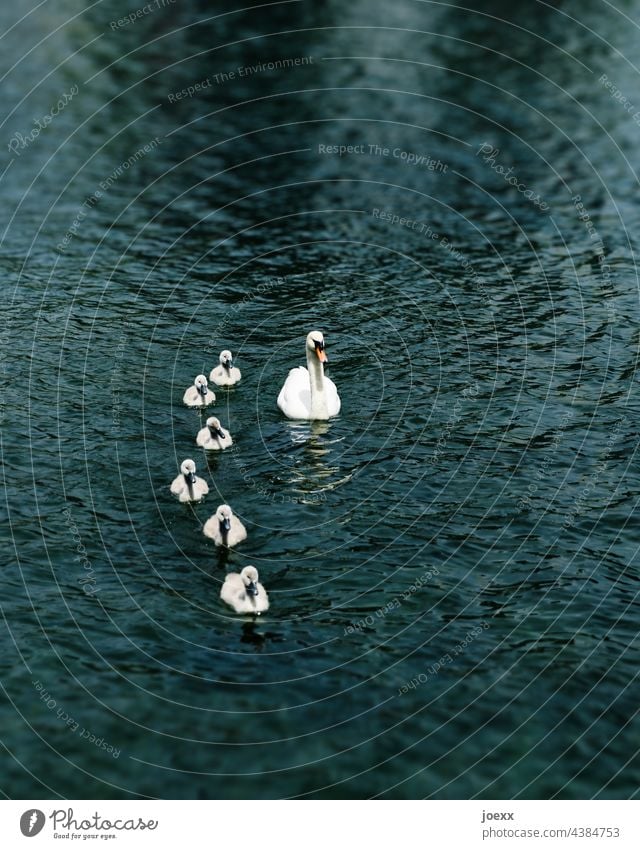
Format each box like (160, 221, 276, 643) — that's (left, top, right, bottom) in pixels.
(2, 0, 640, 798)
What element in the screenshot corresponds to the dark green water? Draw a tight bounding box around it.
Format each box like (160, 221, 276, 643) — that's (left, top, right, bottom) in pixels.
(2, 0, 640, 799)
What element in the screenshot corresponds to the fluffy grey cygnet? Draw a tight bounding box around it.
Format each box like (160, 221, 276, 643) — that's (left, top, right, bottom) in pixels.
(183, 374, 216, 407)
(220, 566, 269, 614)
(170, 459, 209, 502)
(210, 350, 241, 387)
(203, 504, 247, 547)
(196, 416, 232, 450)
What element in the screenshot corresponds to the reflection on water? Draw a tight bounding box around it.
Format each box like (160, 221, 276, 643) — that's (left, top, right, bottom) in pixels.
(2, 0, 640, 800)
(284, 421, 352, 496)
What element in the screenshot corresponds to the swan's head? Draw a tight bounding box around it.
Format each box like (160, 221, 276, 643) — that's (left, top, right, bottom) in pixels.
(206, 416, 226, 439)
(194, 374, 209, 397)
(180, 459, 197, 485)
(241, 565, 259, 597)
(216, 504, 233, 533)
(219, 350, 233, 370)
(306, 330, 328, 363)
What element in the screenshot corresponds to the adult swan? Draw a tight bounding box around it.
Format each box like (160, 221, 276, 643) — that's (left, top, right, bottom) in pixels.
(277, 330, 341, 420)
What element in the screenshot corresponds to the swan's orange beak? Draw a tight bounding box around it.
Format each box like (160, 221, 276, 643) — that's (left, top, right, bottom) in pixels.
(315, 347, 328, 363)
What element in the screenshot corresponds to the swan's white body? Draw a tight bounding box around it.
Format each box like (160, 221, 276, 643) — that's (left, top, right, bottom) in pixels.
(221, 566, 269, 615)
(170, 459, 209, 503)
(277, 331, 341, 420)
(210, 350, 241, 387)
(203, 504, 247, 547)
(183, 374, 215, 408)
(196, 417, 233, 451)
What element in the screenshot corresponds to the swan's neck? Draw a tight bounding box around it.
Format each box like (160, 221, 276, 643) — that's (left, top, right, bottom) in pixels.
(306, 349, 328, 418)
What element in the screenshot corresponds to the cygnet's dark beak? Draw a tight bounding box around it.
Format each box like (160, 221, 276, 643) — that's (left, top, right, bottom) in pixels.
(185, 471, 196, 486)
(224, 358, 233, 371)
(220, 517, 231, 533)
(198, 384, 207, 397)
(246, 581, 258, 597)
(215, 428, 226, 439)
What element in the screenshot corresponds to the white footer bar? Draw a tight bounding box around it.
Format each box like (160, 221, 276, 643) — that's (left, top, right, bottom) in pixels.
(0, 800, 637, 848)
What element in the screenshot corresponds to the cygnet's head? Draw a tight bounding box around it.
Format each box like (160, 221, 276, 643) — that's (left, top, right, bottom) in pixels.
(180, 459, 197, 484)
(219, 350, 233, 369)
(216, 504, 233, 533)
(241, 565, 259, 597)
(306, 330, 327, 363)
(206, 416, 226, 439)
(194, 374, 209, 396)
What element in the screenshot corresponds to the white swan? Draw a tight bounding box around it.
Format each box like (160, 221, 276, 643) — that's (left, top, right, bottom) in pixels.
(170, 459, 209, 503)
(203, 504, 247, 547)
(183, 374, 216, 408)
(220, 565, 269, 614)
(277, 330, 341, 420)
(196, 416, 233, 451)
(210, 350, 241, 386)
